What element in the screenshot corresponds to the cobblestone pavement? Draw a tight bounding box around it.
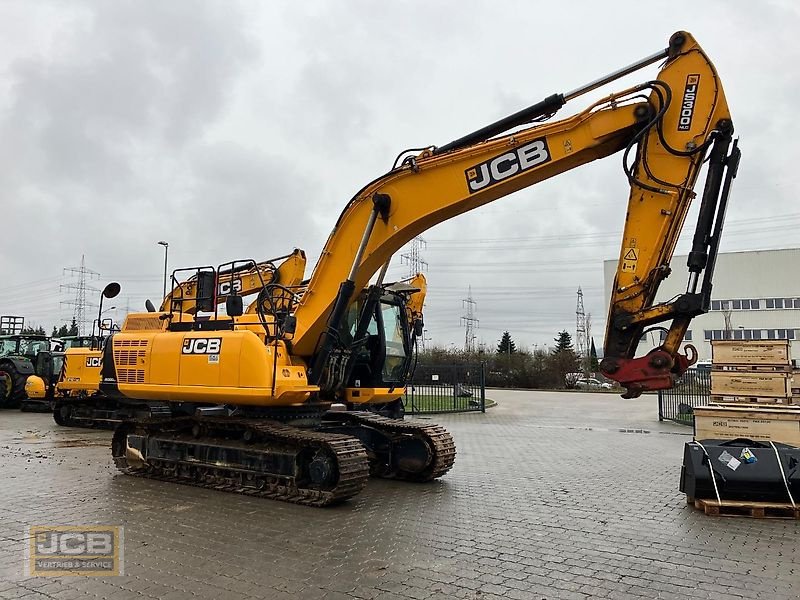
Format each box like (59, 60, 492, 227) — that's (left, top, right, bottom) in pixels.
(1, 390, 798, 599)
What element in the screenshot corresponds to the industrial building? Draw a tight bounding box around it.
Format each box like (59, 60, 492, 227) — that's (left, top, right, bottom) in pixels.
(603, 248, 800, 361)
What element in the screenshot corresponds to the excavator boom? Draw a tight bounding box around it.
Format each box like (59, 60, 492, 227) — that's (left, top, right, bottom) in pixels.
(295, 32, 735, 398)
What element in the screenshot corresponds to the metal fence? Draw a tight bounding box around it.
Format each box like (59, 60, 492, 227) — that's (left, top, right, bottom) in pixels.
(405, 363, 486, 414)
(658, 367, 710, 425)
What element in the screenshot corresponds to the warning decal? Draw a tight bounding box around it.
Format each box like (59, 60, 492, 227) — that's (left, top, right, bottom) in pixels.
(621, 247, 638, 273)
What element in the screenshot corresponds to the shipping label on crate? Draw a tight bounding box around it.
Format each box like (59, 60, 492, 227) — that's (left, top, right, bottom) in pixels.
(695, 417, 800, 445)
(711, 340, 791, 365)
(710, 371, 792, 398)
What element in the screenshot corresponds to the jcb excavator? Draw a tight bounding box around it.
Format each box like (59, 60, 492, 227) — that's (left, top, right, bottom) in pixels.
(101, 31, 737, 506)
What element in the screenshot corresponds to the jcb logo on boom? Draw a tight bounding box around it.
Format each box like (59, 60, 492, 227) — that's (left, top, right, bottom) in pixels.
(182, 338, 222, 355)
(465, 138, 551, 193)
(677, 74, 700, 131)
(85, 357, 101, 368)
(217, 280, 242, 296)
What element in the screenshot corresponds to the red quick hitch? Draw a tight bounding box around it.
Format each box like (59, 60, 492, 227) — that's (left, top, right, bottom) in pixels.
(600, 344, 698, 399)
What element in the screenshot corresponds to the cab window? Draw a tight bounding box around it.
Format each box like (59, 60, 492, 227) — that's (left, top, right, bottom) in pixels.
(381, 303, 407, 382)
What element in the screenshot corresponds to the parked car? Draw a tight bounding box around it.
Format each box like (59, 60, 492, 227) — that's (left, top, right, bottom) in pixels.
(575, 377, 613, 390)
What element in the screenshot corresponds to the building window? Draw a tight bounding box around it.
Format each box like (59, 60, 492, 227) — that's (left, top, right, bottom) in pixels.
(789, 330, 797, 340)
(685, 330, 692, 341)
(767, 329, 776, 339)
(794, 299, 800, 309)
(750, 299, 760, 309)
(704, 330, 712, 340)
(711, 300, 721, 311)
(766, 299, 775, 309)
(753, 330, 762, 340)
(732, 300, 741, 310)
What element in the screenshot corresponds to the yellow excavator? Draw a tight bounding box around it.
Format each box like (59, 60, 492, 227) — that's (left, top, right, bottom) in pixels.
(96, 31, 736, 506)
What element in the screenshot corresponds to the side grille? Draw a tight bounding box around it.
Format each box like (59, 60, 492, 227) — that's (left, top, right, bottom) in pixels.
(122, 317, 163, 331)
(113, 338, 148, 384)
(114, 349, 146, 367)
(114, 338, 149, 347)
(117, 369, 145, 384)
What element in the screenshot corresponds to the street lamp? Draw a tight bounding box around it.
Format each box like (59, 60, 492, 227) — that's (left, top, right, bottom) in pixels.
(157, 241, 169, 299)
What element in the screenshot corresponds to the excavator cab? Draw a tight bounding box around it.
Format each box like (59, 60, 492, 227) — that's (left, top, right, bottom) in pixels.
(343, 291, 413, 390)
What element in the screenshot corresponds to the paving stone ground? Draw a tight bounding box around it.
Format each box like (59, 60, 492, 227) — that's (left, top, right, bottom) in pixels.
(0, 390, 797, 599)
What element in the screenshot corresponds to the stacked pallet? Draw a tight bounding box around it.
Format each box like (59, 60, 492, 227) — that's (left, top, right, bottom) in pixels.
(709, 340, 795, 406)
(695, 340, 800, 447)
(689, 340, 799, 519)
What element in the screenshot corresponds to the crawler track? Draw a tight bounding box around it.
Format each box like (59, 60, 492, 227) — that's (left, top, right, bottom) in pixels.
(323, 411, 457, 481)
(112, 416, 370, 506)
(54, 398, 172, 429)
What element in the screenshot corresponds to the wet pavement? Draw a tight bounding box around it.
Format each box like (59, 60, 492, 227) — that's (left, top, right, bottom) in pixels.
(1, 390, 797, 599)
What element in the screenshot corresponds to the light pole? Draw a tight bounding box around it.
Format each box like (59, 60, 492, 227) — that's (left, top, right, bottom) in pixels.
(157, 241, 169, 299)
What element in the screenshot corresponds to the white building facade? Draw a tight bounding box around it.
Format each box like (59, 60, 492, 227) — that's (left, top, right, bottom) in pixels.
(603, 248, 800, 361)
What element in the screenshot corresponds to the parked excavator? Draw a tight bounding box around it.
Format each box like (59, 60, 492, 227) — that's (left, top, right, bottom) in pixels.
(96, 31, 736, 506)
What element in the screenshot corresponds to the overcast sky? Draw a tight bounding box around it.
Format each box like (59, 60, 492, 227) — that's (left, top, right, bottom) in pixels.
(1, 1, 798, 350)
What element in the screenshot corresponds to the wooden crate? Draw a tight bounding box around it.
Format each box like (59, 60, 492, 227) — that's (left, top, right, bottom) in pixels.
(712, 364, 793, 373)
(710, 370, 792, 399)
(711, 340, 791, 366)
(694, 405, 800, 445)
(711, 396, 796, 406)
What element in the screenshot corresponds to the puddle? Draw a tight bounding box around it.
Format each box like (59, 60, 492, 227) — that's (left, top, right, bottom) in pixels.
(53, 439, 110, 448)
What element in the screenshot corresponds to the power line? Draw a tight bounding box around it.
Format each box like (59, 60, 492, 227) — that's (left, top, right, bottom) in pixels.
(61, 255, 100, 335)
(576, 287, 588, 375)
(461, 286, 478, 353)
(400, 236, 428, 279)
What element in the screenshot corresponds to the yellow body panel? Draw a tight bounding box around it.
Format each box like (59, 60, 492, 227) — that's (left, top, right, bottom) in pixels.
(345, 387, 405, 404)
(24, 375, 46, 399)
(111, 324, 317, 406)
(58, 348, 103, 396)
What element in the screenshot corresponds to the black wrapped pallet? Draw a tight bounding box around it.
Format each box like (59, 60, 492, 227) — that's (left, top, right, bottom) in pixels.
(680, 438, 800, 504)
